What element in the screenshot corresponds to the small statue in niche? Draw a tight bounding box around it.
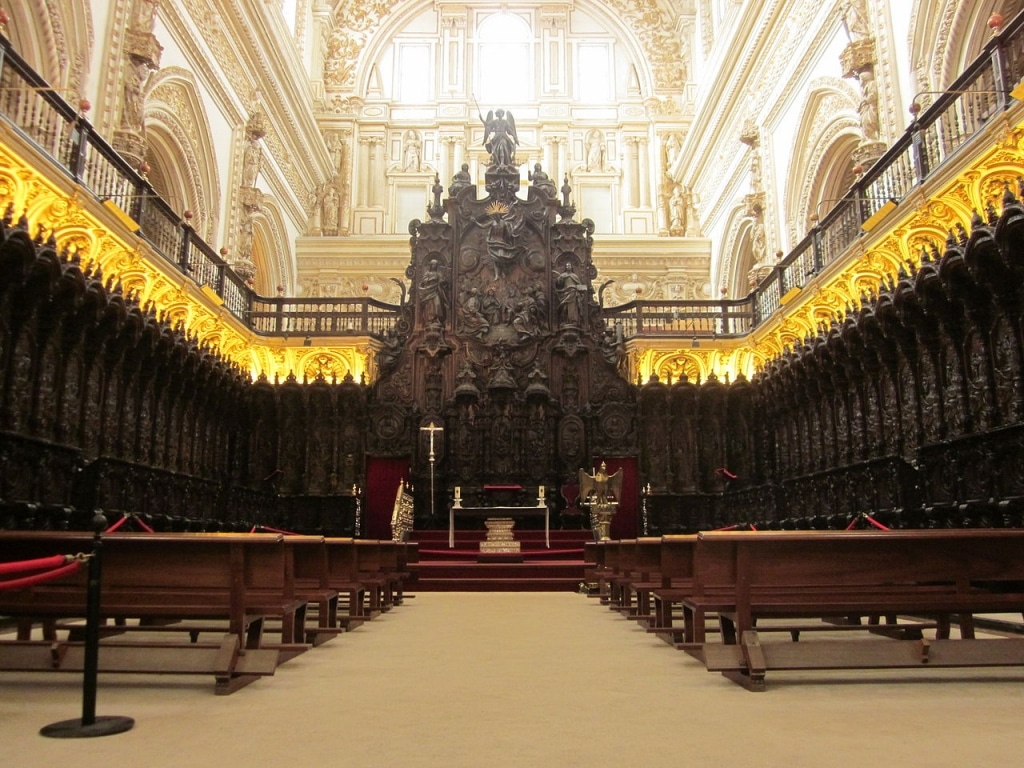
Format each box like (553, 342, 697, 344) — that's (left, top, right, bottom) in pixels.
(669, 185, 685, 235)
(376, 326, 403, 372)
(241, 136, 262, 188)
(585, 130, 605, 172)
(554, 262, 587, 327)
(841, 0, 871, 40)
(321, 185, 340, 234)
(858, 70, 880, 141)
(403, 130, 422, 172)
(664, 132, 682, 171)
(418, 259, 448, 326)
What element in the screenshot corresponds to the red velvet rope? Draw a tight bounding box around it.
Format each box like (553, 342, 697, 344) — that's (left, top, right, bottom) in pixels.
(846, 513, 891, 531)
(0, 553, 68, 576)
(106, 513, 155, 533)
(0, 559, 82, 591)
(250, 524, 299, 536)
(863, 514, 890, 531)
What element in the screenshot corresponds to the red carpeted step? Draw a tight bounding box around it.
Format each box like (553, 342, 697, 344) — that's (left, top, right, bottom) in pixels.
(410, 529, 590, 591)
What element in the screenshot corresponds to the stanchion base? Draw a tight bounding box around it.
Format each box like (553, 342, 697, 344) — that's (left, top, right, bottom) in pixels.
(40, 715, 135, 738)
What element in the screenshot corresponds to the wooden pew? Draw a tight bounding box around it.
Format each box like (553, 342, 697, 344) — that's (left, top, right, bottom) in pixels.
(283, 535, 344, 646)
(638, 535, 698, 637)
(353, 540, 416, 613)
(617, 537, 667, 619)
(323, 537, 372, 620)
(602, 539, 635, 610)
(0, 531, 310, 693)
(681, 530, 1024, 691)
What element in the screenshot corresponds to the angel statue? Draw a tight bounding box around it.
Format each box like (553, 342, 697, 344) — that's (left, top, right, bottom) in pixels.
(480, 108, 519, 168)
(579, 461, 623, 541)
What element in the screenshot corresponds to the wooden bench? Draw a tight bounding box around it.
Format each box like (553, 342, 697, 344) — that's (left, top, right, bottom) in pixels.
(597, 539, 635, 609)
(637, 535, 698, 636)
(0, 531, 312, 693)
(680, 530, 1024, 691)
(354, 540, 416, 613)
(282, 535, 344, 646)
(614, 540, 679, 626)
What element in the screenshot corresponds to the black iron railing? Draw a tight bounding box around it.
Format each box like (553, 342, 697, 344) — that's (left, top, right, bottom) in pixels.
(2, 12, 1023, 340)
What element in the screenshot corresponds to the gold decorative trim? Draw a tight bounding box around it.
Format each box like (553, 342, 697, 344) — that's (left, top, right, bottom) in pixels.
(5, 116, 1022, 389)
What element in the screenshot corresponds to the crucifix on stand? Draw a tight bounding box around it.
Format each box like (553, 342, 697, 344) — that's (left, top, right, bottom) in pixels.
(420, 421, 444, 536)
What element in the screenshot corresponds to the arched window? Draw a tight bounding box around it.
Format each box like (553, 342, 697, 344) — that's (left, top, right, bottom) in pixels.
(476, 13, 532, 104)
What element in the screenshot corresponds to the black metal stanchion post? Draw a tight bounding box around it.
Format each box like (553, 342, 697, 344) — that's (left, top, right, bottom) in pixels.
(40, 510, 134, 738)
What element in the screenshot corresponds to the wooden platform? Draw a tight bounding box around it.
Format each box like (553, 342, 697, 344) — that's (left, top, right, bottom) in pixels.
(411, 530, 590, 591)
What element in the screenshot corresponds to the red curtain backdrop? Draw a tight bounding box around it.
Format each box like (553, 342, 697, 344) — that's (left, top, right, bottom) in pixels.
(364, 457, 410, 539)
(594, 456, 638, 539)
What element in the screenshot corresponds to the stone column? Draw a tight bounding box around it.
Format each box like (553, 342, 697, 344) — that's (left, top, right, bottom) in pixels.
(638, 137, 650, 208)
(543, 137, 555, 179)
(368, 137, 382, 207)
(453, 136, 465, 171)
(625, 137, 640, 208)
(357, 137, 372, 207)
(338, 130, 352, 234)
(556, 138, 567, 188)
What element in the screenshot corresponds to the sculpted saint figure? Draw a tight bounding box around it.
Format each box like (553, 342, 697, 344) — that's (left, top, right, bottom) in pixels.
(322, 186, 340, 232)
(450, 163, 472, 197)
(842, 0, 871, 40)
(403, 130, 422, 172)
(554, 262, 587, 326)
(479, 108, 519, 167)
(418, 259, 447, 326)
(528, 163, 557, 198)
(586, 131, 605, 172)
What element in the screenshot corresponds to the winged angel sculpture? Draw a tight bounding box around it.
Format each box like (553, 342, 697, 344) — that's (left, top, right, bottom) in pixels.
(579, 462, 623, 541)
(480, 108, 519, 167)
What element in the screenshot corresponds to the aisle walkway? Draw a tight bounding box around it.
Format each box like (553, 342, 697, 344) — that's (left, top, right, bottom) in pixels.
(2, 593, 1022, 767)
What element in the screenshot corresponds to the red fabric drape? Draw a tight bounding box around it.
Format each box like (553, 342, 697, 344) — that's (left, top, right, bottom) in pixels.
(364, 457, 410, 539)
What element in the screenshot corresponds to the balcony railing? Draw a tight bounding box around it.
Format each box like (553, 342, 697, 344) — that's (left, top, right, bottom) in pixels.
(247, 296, 403, 337)
(2, 11, 1023, 341)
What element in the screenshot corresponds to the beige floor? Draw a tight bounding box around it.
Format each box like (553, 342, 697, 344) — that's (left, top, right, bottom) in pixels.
(1, 592, 1022, 768)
